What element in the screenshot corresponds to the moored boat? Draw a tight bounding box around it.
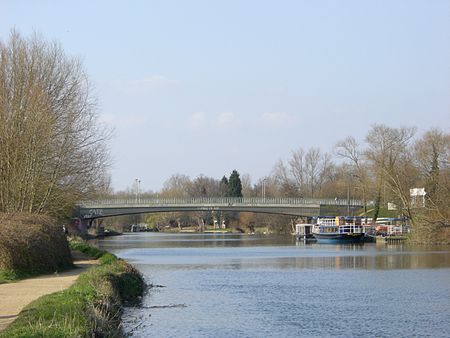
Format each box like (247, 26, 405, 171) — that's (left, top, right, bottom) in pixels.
(295, 223, 316, 241)
(313, 216, 365, 244)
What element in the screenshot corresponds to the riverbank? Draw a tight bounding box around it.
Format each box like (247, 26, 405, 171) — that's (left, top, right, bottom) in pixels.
(0, 242, 145, 337)
(0, 250, 97, 331)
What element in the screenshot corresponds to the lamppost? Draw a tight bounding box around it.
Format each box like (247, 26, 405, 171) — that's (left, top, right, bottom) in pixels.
(135, 178, 141, 203)
(262, 178, 267, 201)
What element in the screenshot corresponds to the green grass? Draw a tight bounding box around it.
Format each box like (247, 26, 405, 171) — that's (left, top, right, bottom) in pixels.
(68, 239, 107, 259)
(355, 207, 399, 218)
(68, 239, 117, 265)
(0, 270, 31, 284)
(1, 241, 145, 337)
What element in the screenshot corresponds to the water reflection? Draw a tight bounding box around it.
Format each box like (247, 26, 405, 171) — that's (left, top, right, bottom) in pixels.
(97, 233, 450, 338)
(96, 233, 450, 270)
(96, 233, 296, 248)
(269, 253, 450, 270)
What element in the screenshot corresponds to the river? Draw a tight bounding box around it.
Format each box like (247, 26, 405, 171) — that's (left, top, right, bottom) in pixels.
(97, 233, 450, 338)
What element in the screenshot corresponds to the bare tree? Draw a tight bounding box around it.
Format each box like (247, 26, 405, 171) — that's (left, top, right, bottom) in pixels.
(365, 124, 417, 222)
(188, 175, 221, 197)
(335, 136, 370, 216)
(271, 159, 297, 196)
(305, 148, 323, 197)
(0, 31, 110, 218)
(317, 152, 334, 194)
(414, 129, 450, 226)
(161, 174, 191, 197)
(240, 173, 253, 197)
(289, 148, 306, 196)
(271, 148, 334, 198)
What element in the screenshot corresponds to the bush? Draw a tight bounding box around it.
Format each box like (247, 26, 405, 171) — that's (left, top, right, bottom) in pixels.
(0, 213, 73, 277)
(409, 221, 450, 245)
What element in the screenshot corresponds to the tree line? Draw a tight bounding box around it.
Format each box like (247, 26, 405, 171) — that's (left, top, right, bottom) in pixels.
(113, 126, 448, 234)
(271, 126, 449, 229)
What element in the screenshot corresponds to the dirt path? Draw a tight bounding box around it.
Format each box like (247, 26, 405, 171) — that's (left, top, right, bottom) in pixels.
(0, 252, 97, 331)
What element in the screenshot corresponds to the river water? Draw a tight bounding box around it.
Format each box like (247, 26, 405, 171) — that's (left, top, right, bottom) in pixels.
(97, 233, 450, 338)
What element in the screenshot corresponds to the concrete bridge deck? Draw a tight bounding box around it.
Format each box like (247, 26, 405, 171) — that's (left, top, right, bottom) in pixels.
(75, 197, 364, 219)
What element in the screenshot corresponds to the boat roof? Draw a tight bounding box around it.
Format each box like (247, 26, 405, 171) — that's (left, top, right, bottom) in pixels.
(315, 216, 407, 221)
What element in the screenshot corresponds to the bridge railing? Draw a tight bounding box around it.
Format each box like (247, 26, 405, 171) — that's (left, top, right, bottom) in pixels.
(77, 197, 364, 208)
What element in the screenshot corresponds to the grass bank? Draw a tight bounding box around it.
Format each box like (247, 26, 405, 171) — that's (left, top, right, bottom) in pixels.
(1, 241, 145, 337)
(0, 269, 31, 284)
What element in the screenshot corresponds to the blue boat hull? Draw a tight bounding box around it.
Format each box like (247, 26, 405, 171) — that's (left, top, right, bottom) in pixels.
(314, 233, 365, 244)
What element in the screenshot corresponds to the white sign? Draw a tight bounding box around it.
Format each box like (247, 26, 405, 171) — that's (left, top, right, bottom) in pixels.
(410, 188, 426, 197)
(388, 203, 397, 210)
(410, 188, 426, 208)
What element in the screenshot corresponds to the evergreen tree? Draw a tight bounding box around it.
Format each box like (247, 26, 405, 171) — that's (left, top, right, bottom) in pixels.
(228, 170, 243, 197)
(219, 176, 229, 197)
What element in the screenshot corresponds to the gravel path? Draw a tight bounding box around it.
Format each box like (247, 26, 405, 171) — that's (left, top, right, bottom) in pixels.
(0, 253, 97, 331)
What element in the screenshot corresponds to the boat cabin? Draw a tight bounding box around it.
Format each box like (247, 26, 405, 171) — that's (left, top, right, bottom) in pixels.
(295, 223, 315, 239)
(315, 216, 364, 235)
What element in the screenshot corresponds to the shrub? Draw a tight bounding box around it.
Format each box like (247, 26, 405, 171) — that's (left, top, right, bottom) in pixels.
(0, 213, 73, 276)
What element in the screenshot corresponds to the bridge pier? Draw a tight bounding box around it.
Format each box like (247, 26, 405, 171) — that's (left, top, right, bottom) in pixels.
(70, 218, 104, 238)
(87, 219, 104, 237)
(70, 218, 88, 237)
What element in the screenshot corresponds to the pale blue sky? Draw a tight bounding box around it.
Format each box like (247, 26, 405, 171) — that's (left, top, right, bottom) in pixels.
(2, 0, 449, 191)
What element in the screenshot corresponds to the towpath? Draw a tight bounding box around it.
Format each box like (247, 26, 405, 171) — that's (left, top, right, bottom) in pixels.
(0, 251, 97, 331)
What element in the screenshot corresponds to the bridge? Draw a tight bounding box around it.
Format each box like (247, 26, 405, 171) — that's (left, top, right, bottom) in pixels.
(75, 197, 364, 220)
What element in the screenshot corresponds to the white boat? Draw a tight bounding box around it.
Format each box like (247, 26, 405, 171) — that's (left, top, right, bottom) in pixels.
(313, 216, 365, 244)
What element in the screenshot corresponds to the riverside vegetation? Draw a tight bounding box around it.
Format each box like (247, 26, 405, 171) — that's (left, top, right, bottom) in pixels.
(0, 213, 73, 284)
(0, 213, 145, 336)
(0, 239, 145, 337)
(0, 31, 111, 218)
(110, 127, 449, 243)
(0, 31, 145, 336)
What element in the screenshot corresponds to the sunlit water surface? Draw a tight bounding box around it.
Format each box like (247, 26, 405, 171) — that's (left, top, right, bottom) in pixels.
(97, 233, 450, 338)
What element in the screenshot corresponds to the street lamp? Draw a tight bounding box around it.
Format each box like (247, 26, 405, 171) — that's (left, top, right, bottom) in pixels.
(135, 178, 141, 203)
(262, 178, 267, 201)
